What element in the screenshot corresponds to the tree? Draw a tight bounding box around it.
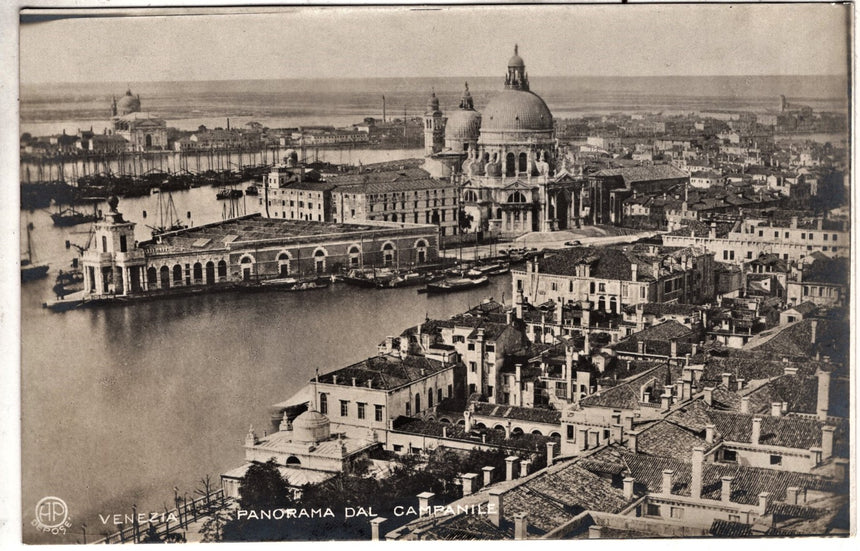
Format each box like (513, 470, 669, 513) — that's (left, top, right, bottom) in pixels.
(238, 459, 293, 510)
(199, 508, 232, 543)
(458, 208, 474, 232)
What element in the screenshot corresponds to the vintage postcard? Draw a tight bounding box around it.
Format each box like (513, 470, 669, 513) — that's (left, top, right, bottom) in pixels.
(7, 1, 853, 546)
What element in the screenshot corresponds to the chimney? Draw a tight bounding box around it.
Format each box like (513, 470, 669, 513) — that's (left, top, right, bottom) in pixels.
(505, 456, 520, 481)
(627, 430, 640, 453)
(703, 387, 714, 406)
(810, 319, 819, 344)
(721, 372, 732, 388)
(705, 424, 715, 444)
(661, 391, 672, 411)
(332, 374, 338, 384)
(352, 377, 357, 387)
(556, 303, 563, 325)
(417, 492, 434, 515)
(691, 447, 704, 499)
(578, 428, 588, 451)
(370, 517, 386, 541)
(488, 489, 504, 527)
(757, 492, 770, 515)
(638, 340, 645, 354)
(483, 466, 495, 486)
(786, 487, 800, 505)
(670, 338, 678, 358)
(631, 263, 638, 282)
(588, 525, 603, 539)
(751, 417, 762, 445)
(720, 476, 734, 503)
(506, 309, 513, 324)
(442, 426, 448, 438)
(736, 378, 745, 391)
(565, 347, 575, 401)
(740, 396, 750, 414)
(610, 424, 623, 444)
(816, 370, 831, 420)
(515, 289, 524, 319)
(514, 513, 528, 540)
(546, 442, 557, 466)
(623, 476, 635, 500)
(821, 425, 835, 460)
(662, 469, 674, 496)
(770, 402, 782, 417)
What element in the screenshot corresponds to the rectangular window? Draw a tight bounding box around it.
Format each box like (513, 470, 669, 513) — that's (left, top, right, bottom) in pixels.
(340, 400, 349, 417)
(723, 449, 737, 462)
(486, 344, 495, 353)
(774, 231, 779, 238)
(801, 233, 806, 239)
(823, 234, 828, 241)
(784, 232, 789, 238)
(729, 250, 735, 260)
(468, 343, 475, 351)
(770, 454, 782, 466)
(551, 282, 558, 291)
(487, 385, 493, 396)
(357, 402, 366, 420)
(833, 234, 838, 241)
(453, 335, 465, 343)
(746, 251, 752, 259)
(469, 361, 477, 373)
(447, 384, 453, 397)
(119, 234, 127, 253)
(670, 507, 684, 520)
(567, 425, 575, 440)
(758, 230, 763, 237)
(646, 504, 661, 517)
(728, 514, 741, 522)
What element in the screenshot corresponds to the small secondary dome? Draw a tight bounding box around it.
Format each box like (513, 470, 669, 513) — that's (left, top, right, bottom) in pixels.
(116, 89, 141, 116)
(292, 409, 331, 444)
(508, 44, 525, 68)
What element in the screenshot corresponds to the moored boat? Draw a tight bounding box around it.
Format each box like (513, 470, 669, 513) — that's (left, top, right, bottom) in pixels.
(422, 275, 489, 294)
(21, 222, 49, 282)
(216, 188, 243, 200)
(50, 206, 101, 227)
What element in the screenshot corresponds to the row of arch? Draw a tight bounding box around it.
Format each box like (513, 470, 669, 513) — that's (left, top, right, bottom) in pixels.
(433, 416, 561, 439)
(146, 259, 227, 289)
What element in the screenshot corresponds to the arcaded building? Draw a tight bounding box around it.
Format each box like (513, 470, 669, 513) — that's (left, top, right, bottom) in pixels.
(81, 198, 440, 298)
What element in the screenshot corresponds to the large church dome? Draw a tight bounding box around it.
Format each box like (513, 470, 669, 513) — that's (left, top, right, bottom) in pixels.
(481, 89, 553, 132)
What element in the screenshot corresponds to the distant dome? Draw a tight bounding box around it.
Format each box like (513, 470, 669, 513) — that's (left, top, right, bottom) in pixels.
(481, 89, 553, 133)
(116, 89, 141, 116)
(445, 109, 482, 142)
(292, 409, 330, 444)
(426, 92, 440, 113)
(508, 44, 525, 68)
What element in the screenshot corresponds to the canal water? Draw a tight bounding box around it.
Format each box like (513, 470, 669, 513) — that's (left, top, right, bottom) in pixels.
(20, 156, 510, 544)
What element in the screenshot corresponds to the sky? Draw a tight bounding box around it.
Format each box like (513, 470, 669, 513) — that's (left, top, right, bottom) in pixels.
(18, 4, 850, 84)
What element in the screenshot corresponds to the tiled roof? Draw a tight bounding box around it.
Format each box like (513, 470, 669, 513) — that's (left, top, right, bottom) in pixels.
(636, 420, 710, 462)
(538, 247, 635, 280)
(709, 520, 753, 537)
(613, 320, 696, 356)
(582, 445, 842, 505)
(317, 354, 452, 390)
(595, 164, 688, 186)
(666, 401, 850, 457)
(623, 302, 700, 317)
(580, 364, 680, 409)
(509, 464, 629, 531)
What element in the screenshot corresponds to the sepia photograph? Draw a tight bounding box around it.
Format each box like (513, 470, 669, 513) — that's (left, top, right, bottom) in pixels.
(6, 1, 854, 545)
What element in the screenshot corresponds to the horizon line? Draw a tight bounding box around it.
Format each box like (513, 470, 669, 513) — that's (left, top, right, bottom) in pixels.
(20, 73, 849, 88)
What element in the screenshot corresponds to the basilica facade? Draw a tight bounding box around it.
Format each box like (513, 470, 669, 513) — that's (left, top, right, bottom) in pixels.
(423, 46, 587, 237)
(109, 89, 168, 151)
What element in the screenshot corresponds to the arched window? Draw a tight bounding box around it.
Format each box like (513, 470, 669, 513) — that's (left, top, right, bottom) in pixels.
(609, 296, 618, 314)
(463, 190, 477, 203)
(507, 191, 526, 203)
(285, 456, 301, 465)
(598, 296, 606, 312)
(314, 249, 326, 274)
(382, 243, 395, 267)
(173, 264, 183, 284)
(217, 260, 227, 280)
(518, 152, 528, 173)
(159, 266, 170, 289)
(146, 267, 157, 289)
(319, 393, 327, 415)
(414, 240, 427, 264)
(348, 246, 361, 267)
(589, 282, 596, 294)
(240, 256, 254, 281)
(193, 262, 203, 283)
(414, 393, 421, 413)
(505, 152, 516, 176)
(205, 261, 215, 284)
(428, 388, 434, 409)
(437, 388, 443, 404)
(278, 252, 291, 276)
